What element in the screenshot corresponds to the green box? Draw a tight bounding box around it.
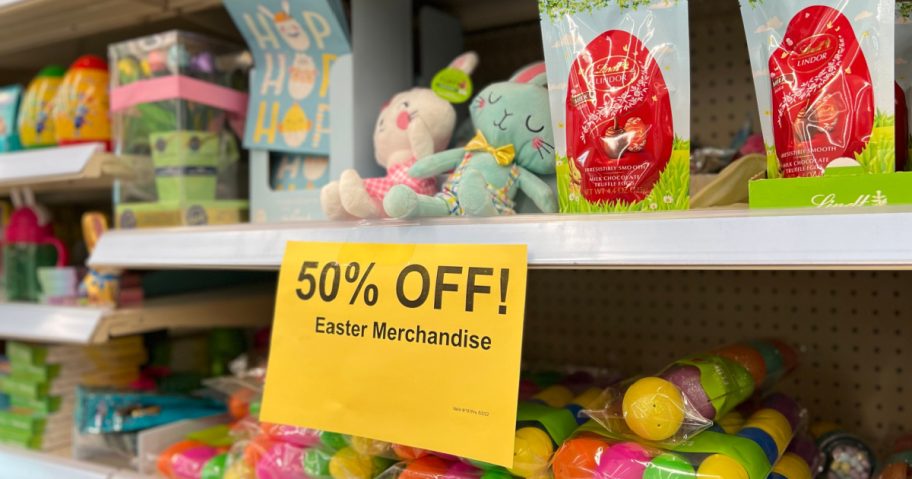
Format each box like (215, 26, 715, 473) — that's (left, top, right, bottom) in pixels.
(10, 363, 61, 383)
(116, 199, 248, 228)
(10, 395, 63, 415)
(0, 410, 47, 434)
(750, 167, 912, 209)
(1, 376, 50, 401)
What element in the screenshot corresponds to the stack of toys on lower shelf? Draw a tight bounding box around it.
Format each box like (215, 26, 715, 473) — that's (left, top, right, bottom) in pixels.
(0, 337, 146, 451)
(151, 339, 908, 479)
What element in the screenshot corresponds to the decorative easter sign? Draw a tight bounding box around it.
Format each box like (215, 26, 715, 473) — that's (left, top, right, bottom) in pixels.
(224, 0, 350, 154)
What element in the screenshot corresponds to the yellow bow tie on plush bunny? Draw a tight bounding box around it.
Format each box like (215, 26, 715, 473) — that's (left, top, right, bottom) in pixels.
(465, 130, 516, 166)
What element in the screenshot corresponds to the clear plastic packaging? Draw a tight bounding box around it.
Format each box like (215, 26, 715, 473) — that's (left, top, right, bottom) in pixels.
(583, 340, 798, 445)
(539, 0, 691, 213)
(740, 0, 896, 178)
(897, 3, 912, 171)
(552, 393, 811, 479)
(108, 30, 250, 228)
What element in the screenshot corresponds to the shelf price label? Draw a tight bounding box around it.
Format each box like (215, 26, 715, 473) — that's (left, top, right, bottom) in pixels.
(261, 241, 528, 467)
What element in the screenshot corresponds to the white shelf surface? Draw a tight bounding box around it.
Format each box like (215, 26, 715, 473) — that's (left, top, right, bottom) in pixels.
(0, 287, 272, 344)
(0, 143, 128, 197)
(0, 445, 124, 479)
(89, 206, 912, 270)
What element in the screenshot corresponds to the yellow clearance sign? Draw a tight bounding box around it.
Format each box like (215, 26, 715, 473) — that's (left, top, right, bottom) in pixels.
(261, 241, 528, 467)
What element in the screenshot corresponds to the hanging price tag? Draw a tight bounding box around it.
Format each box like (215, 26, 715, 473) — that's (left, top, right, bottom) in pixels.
(261, 241, 528, 467)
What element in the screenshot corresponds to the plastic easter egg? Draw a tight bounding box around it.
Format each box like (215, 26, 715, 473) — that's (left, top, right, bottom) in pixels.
(392, 444, 429, 461)
(643, 453, 695, 479)
(263, 423, 321, 448)
(173, 445, 219, 478)
(329, 446, 375, 479)
(321, 431, 350, 450)
(256, 442, 307, 479)
(350, 436, 391, 457)
(200, 453, 228, 479)
(713, 344, 767, 387)
(551, 436, 610, 479)
(745, 409, 792, 455)
(622, 377, 685, 441)
(224, 459, 254, 479)
(660, 365, 715, 420)
(147, 49, 167, 74)
(768, 340, 798, 373)
(696, 454, 748, 479)
(533, 385, 574, 408)
(596, 442, 650, 479)
(761, 393, 802, 431)
(771, 453, 812, 479)
(53, 55, 110, 146)
(157, 440, 203, 478)
(717, 411, 745, 434)
(243, 434, 278, 467)
(481, 468, 514, 479)
(510, 427, 554, 478)
(228, 388, 254, 420)
(167, 44, 190, 74)
(18, 65, 64, 148)
(399, 456, 451, 479)
(737, 427, 779, 464)
(303, 448, 332, 478)
(749, 340, 785, 386)
(787, 434, 821, 473)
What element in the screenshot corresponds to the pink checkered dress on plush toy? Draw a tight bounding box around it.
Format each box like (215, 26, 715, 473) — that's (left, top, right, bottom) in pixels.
(363, 159, 438, 201)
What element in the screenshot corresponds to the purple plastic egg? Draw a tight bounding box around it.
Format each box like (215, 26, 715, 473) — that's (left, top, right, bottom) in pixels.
(661, 365, 716, 420)
(761, 393, 801, 430)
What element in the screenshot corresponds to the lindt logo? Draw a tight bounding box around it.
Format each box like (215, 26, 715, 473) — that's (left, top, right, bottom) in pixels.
(790, 34, 837, 73)
(811, 191, 888, 208)
(590, 56, 639, 91)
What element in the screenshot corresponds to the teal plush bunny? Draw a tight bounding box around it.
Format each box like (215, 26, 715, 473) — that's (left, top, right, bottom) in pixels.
(383, 63, 557, 218)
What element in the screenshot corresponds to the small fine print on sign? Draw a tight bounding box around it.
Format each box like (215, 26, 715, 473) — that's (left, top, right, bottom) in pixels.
(261, 242, 529, 467)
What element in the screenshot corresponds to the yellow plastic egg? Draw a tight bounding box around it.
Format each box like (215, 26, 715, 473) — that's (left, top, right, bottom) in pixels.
(509, 427, 554, 478)
(696, 454, 749, 479)
(622, 377, 686, 441)
(329, 447, 375, 479)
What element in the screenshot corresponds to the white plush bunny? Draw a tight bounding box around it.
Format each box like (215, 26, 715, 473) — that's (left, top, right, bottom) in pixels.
(321, 52, 479, 219)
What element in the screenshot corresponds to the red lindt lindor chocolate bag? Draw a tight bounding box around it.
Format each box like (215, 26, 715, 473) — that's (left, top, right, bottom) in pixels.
(741, 0, 896, 178)
(539, 0, 690, 213)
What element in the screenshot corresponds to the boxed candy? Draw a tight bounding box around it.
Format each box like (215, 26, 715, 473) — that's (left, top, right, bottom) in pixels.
(108, 30, 251, 228)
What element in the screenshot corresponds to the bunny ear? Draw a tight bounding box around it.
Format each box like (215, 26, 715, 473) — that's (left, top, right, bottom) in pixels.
(449, 52, 479, 75)
(510, 62, 547, 86)
(282, 0, 291, 13)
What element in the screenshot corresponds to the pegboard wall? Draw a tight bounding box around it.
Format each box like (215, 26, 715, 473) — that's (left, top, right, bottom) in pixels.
(460, 0, 760, 148)
(523, 269, 910, 445)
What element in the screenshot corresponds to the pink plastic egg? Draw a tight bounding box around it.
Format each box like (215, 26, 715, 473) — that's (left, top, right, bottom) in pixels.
(596, 443, 651, 479)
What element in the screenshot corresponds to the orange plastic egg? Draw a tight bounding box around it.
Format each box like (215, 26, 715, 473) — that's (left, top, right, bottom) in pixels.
(551, 436, 610, 479)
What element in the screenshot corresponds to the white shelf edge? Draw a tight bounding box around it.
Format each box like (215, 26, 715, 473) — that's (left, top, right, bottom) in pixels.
(0, 143, 104, 187)
(0, 287, 272, 345)
(0, 303, 107, 344)
(88, 205, 912, 270)
(0, 444, 117, 479)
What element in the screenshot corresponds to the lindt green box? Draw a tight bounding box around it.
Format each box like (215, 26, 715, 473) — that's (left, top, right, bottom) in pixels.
(750, 167, 912, 209)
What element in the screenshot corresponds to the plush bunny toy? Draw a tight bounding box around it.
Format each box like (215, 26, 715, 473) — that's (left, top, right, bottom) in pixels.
(384, 63, 557, 218)
(321, 53, 479, 219)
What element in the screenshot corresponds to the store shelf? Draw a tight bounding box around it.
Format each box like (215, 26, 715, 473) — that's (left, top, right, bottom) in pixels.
(0, 287, 272, 344)
(0, 143, 130, 197)
(89, 206, 912, 270)
(0, 444, 120, 479)
(0, 0, 223, 60)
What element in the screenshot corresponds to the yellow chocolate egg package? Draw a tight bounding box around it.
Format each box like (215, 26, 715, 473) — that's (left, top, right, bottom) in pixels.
(53, 55, 111, 147)
(18, 65, 64, 148)
(539, 0, 691, 214)
(740, 0, 896, 178)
